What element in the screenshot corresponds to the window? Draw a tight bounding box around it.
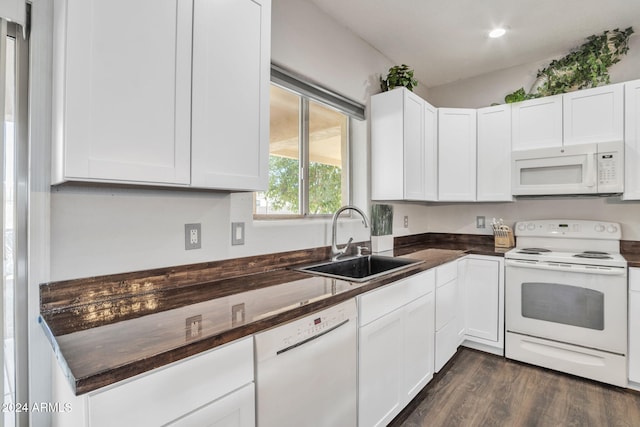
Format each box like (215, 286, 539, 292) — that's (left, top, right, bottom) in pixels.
(254, 84, 350, 217)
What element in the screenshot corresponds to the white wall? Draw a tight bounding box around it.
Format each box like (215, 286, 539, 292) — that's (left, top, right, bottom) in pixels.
(427, 34, 640, 108)
(49, 0, 394, 281)
(390, 198, 640, 241)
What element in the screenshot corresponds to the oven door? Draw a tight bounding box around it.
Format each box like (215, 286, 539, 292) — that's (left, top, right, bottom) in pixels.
(505, 259, 627, 354)
(512, 145, 597, 195)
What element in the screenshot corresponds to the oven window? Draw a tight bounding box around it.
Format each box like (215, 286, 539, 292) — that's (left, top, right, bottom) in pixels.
(521, 282, 604, 330)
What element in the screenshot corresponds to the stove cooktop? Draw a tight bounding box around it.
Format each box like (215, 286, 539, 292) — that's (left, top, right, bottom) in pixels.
(505, 248, 627, 268)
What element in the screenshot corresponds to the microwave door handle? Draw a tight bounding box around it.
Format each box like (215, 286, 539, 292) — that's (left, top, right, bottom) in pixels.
(586, 153, 596, 188)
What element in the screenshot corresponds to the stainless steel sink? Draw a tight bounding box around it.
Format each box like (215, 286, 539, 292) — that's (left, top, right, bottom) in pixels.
(294, 255, 423, 282)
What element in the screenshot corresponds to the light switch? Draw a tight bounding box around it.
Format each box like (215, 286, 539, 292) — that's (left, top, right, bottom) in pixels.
(232, 222, 245, 245)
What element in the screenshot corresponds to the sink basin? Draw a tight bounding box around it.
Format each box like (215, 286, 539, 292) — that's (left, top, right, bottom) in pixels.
(294, 255, 423, 282)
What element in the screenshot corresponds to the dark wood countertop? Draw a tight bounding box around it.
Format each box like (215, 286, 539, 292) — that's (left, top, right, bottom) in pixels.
(622, 241, 640, 268)
(39, 233, 508, 396)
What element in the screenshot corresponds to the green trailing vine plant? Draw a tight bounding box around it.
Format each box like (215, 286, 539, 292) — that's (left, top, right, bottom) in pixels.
(505, 27, 634, 103)
(380, 64, 418, 92)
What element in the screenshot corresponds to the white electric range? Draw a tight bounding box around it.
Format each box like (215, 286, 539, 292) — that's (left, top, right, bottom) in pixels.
(505, 219, 628, 387)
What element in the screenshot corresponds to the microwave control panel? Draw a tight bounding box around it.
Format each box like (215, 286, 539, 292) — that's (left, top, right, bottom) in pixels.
(597, 150, 623, 193)
(598, 153, 617, 184)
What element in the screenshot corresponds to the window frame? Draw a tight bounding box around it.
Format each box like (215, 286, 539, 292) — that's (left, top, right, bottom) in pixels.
(254, 67, 363, 220)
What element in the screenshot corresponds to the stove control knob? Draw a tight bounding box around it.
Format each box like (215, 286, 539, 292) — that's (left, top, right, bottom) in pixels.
(607, 225, 618, 233)
(595, 224, 606, 232)
(526, 223, 535, 231)
(517, 223, 526, 231)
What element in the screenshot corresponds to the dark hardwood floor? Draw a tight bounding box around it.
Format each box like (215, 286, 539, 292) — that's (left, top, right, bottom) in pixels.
(391, 348, 640, 427)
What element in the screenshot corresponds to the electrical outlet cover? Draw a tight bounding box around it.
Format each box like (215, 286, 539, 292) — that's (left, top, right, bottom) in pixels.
(185, 223, 202, 250)
(231, 222, 245, 245)
(185, 315, 202, 341)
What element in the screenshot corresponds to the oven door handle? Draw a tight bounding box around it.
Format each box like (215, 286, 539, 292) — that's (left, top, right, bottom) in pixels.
(505, 259, 626, 275)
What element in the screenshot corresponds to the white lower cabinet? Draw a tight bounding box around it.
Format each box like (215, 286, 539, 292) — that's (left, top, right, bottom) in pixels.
(459, 255, 504, 355)
(435, 260, 459, 372)
(630, 268, 640, 385)
(52, 337, 255, 427)
(167, 383, 254, 427)
(358, 270, 435, 427)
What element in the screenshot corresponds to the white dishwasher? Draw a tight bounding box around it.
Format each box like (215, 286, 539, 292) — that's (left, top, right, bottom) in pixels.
(255, 298, 357, 427)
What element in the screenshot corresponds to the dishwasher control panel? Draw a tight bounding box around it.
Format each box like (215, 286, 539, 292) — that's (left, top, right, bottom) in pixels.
(254, 299, 357, 359)
(282, 305, 350, 347)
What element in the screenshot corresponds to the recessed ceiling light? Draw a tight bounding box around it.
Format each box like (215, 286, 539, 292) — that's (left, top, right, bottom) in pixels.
(489, 28, 507, 38)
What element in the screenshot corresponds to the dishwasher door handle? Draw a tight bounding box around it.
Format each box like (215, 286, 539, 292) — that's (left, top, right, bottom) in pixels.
(276, 319, 351, 356)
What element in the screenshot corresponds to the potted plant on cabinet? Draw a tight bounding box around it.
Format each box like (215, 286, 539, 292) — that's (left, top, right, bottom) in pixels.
(380, 64, 418, 92)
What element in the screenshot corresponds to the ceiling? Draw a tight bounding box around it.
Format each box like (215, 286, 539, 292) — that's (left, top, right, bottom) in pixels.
(307, 0, 640, 88)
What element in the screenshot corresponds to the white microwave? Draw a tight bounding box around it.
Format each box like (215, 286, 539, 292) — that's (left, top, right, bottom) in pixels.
(512, 141, 623, 196)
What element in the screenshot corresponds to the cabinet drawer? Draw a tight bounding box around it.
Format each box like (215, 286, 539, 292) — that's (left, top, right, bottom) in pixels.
(359, 270, 435, 326)
(436, 261, 458, 288)
(630, 268, 640, 292)
(89, 337, 253, 427)
(435, 278, 457, 331)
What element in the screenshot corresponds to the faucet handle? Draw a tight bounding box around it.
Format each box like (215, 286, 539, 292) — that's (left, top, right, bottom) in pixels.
(342, 237, 354, 253)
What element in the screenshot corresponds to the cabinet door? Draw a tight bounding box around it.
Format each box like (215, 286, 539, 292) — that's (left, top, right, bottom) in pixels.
(358, 309, 403, 427)
(57, 0, 192, 185)
(477, 104, 512, 201)
(371, 89, 405, 200)
(191, 0, 270, 191)
(435, 278, 457, 331)
(624, 79, 640, 200)
(630, 268, 640, 383)
(403, 293, 434, 402)
(511, 95, 563, 151)
(563, 83, 624, 146)
(435, 319, 458, 373)
(403, 91, 426, 200)
(423, 101, 439, 201)
(438, 108, 476, 201)
(464, 258, 500, 342)
(167, 383, 255, 427)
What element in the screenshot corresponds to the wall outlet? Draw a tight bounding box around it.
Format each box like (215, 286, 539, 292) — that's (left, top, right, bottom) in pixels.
(232, 303, 246, 327)
(232, 222, 245, 246)
(185, 315, 202, 341)
(185, 223, 201, 250)
(404, 216, 409, 228)
(476, 216, 486, 229)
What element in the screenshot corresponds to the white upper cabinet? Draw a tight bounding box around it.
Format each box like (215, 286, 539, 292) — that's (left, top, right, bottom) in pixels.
(191, 0, 270, 191)
(623, 79, 640, 200)
(371, 88, 437, 201)
(402, 91, 426, 200)
(563, 83, 624, 146)
(511, 94, 563, 151)
(53, 0, 193, 185)
(476, 104, 512, 201)
(512, 84, 624, 152)
(438, 108, 477, 201)
(404, 95, 438, 201)
(53, 0, 270, 190)
(421, 102, 439, 201)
